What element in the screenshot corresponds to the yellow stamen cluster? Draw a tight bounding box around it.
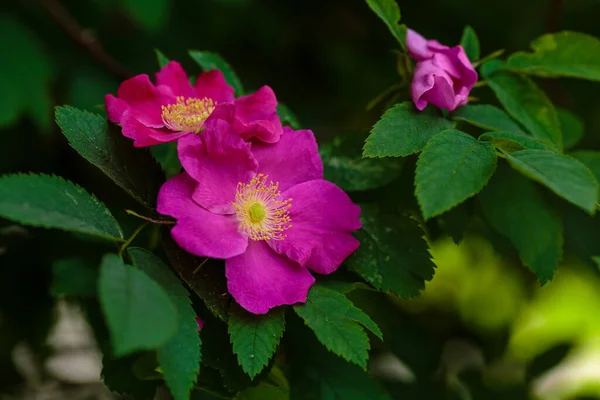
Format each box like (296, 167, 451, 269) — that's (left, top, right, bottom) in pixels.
(161, 96, 216, 133)
(233, 174, 292, 241)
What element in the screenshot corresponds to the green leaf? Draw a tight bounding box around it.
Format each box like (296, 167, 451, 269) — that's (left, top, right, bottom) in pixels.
(570, 151, 600, 183)
(228, 303, 285, 379)
(189, 51, 244, 96)
(98, 254, 178, 357)
(557, 108, 584, 150)
(347, 204, 435, 297)
(150, 142, 182, 178)
(292, 352, 391, 400)
(480, 165, 563, 282)
(415, 130, 498, 219)
(51, 258, 98, 297)
(437, 202, 471, 244)
(201, 315, 253, 392)
(486, 71, 562, 148)
(365, 0, 406, 50)
(480, 59, 505, 77)
(363, 102, 456, 158)
(128, 248, 201, 400)
(287, 316, 390, 400)
(293, 286, 380, 368)
(321, 132, 403, 191)
(121, 0, 169, 32)
(460, 25, 480, 62)
(505, 149, 598, 214)
(479, 131, 553, 153)
(155, 49, 170, 68)
(276, 103, 301, 129)
(235, 383, 288, 400)
(506, 31, 600, 81)
(451, 105, 527, 134)
(161, 227, 231, 321)
(0, 16, 53, 131)
(55, 106, 164, 210)
(561, 205, 600, 263)
(566, 150, 600, 200)
(102, 354, 159, 399)
(0, 174, 123, 241)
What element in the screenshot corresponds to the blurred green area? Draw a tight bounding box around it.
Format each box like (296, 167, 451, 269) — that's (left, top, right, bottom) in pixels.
(2, 0, 600, 399)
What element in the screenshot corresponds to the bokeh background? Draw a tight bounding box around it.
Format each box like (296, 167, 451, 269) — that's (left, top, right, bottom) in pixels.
(2, 0, 600, 399)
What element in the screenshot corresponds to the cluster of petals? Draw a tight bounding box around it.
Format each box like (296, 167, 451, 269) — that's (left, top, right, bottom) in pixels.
(406, 29, 478, 111)
(106, 60, 362, 314)
(105, 61, 282, 147)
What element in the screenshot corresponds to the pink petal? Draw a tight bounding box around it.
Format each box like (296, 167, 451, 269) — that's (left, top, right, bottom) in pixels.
(121, 110, 188, 147)
(233, 86, 283, 143)
(268, 180, 361, 273)
(406, 29, 450, 61)
(425, 75, 459, 111)
(226, 241, 315, 314)
(406, 29, 434, 61)
(177, 119, 258, 214)
(427, 39, 450, 52)
(305, 232, 360, 274)
(252, 126, 324, 192)
(411, 59, 457, 111)
(453, 46, 479, 90)
(194, 70, 235, 104)
(157, 173, 248, 259)
(155, 61, 196, 98)
(454, 86, 471, 109)
(105, 95, 129, 123)
(115, 74, 170, 128)
(432, 48, 477, 88)
(195, 317, 204, 331)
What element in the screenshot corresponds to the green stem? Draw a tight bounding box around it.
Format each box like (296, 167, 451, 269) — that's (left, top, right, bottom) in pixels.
(193, 258, 210, 275)
(366, 82, 406, 111)
(119, 222, 149, 257)
(472, 49, 505, 68)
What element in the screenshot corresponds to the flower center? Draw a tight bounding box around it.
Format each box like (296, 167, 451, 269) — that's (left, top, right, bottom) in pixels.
(161, 96, 216, 133)
(247, 202, 266, 223)
(233, 174, 292, 241)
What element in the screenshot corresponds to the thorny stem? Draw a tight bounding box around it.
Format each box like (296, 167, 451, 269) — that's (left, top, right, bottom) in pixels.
(119, 222, 149, 257)
(193, 258, 210, 275)
(126, 209, 176, 225)
(39, 0, 130, 79)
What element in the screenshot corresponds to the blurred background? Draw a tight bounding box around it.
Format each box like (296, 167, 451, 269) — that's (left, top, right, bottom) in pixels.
(2, 0, 600, 399)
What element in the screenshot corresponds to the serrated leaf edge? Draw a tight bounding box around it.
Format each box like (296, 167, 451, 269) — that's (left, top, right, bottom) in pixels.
(0, 172, 123, 241)
(415, 132, 498, 220)
(228, 316, 285, 379)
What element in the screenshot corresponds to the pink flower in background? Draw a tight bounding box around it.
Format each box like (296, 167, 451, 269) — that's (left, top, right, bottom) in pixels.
(195, 317, 204, 331)
(406, 29, 478, 111)
(157, 119, 361, 314)
(105, 61, 283, 147)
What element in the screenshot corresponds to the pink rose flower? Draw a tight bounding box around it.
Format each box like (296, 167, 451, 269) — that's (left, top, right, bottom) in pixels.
(105, 61, 283, 147)
(157, 118, 361, 314)
(406, 29, 478, 111)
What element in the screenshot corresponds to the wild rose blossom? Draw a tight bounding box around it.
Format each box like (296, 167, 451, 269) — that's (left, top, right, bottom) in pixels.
(406, 29, 478, 111)
(105, 61, 283, 147)
(157, 118, 361, 314)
